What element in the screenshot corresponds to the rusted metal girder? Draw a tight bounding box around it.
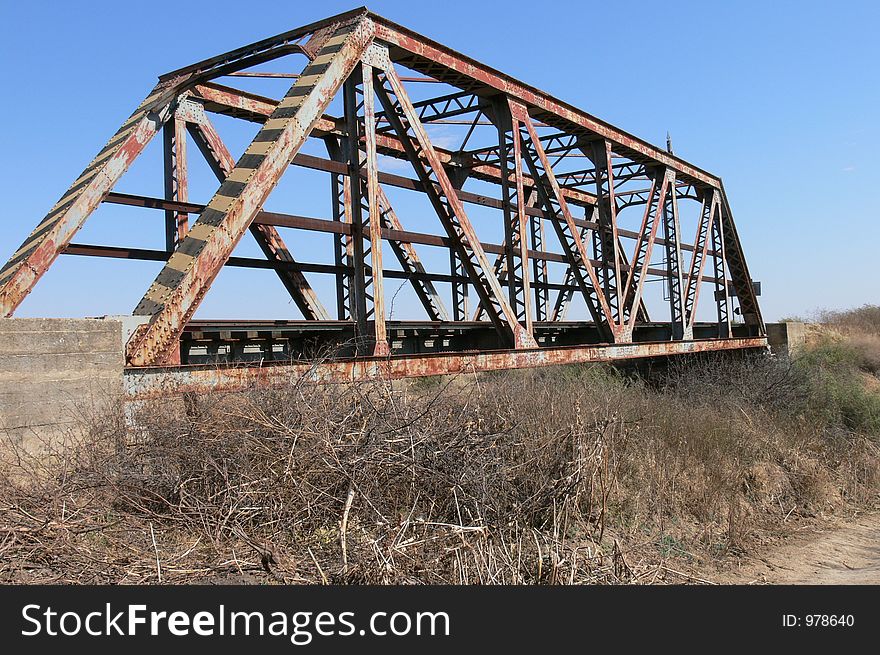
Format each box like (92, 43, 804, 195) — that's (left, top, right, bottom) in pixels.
(343, 59, 390, 356)
(684, 189, 719, 330)
(718, 187, 764, 331)
(163, 114, 189, 250)
(101, 186, 720, 260)
(621, 169, 670, 335)
(126, 19, 374, 366)
(661, 171, 691, 341)
(0, 8, 766, 380)
(587, 140, 622, 323)
(712, 200, 733, 338)
(0, 77, 186, 317)
(92, 192, 728, 285)
(125, 336, 769, 398)
(511, 100, 616, 342)
(62, 243, 612, 294)
(184, 106, 330, 321)
(189, 83, 601, 209)
(493, 97, 533, 336)
(373, 55, 538, 350)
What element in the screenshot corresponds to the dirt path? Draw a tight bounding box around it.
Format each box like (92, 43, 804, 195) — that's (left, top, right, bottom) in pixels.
(723, 513, 880, 584)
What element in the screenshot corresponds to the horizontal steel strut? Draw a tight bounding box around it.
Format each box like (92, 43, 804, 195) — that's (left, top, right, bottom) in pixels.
(0, 7, 766, 385)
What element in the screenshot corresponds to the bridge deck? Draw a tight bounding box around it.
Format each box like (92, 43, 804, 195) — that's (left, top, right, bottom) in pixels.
(126, 331, 768, 398)
(178, 319, 762, 365)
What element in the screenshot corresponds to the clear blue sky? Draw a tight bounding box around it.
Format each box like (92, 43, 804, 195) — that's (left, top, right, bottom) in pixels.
(0, 0, 877, 322)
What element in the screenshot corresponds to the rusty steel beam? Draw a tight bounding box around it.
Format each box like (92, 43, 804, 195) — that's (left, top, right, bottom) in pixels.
(347, 58, 390, 356)
(661, 172, 690, 341)
(63, 244, 337, 275)
(125, 336, 769, 396)
(371, 14, 721, 188)
(63, 242, 599, 294)
(162, 114, 189, 250)
(157, 8, 368, 82)
(622, 170, 670, 334)
(188, 82, 600, 209)
(588, 140, 622, 323)
(373, 56, 537, 349)
(512, 100, 616, 341)
(228, 71, 442, 83)
(684, 189, 719, 329)
(493, 96, 533, 335)
(528, 191, 549, 322)
(126, 19, 374, 366)
(96, 191, 727, 286)
(65, 234, 724, 287)
(712, 199, 733, 338)
(342, 73, 371, 344)
(300, 25, 337, 59)
(0, 77, 187, 317)
(192, 82, 280, 120)
(103, 185, 718, 258)
(375, 89, 483, 133)
(185, 110, 330, 321)
(718, 186, 764, 332)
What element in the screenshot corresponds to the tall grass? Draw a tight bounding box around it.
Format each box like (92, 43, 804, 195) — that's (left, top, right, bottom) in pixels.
(817, 304, 880, 336)
(2, 332, 878, 584)
(799, 305, 880, 433)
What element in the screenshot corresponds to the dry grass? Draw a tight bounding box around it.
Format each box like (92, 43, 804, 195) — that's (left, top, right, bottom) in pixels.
(817, 305, 880, 337)
(1, 321, 879, 585)
(813, 305, 880, 375)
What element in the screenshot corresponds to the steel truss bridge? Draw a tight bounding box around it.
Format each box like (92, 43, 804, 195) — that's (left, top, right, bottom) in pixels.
(0, 8, 766, 396)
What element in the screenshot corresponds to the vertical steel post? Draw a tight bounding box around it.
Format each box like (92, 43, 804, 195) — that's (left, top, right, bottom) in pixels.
(588, 140, 621, 325)
(621, 168, 670, 335)
(451, 249, 469, 322)
(712, 205, 732, 338)
(163, 116, 189, 251)
(493, 97, 532, 336)
(661, 172, 690, 340)
(324, 136, 353, 321)
(343, 72, 371, 347)
(683, 189, 718, 329)
(529, 191, 548, 322)
(361, 62, 390, 355)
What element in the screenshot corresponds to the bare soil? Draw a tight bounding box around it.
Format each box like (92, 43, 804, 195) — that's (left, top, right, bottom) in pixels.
(720, 512, 880, 584)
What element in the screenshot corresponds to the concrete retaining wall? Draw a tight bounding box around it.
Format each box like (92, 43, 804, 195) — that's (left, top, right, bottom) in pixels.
(0, 318, 124, 454)
(766, 321, 806, 356)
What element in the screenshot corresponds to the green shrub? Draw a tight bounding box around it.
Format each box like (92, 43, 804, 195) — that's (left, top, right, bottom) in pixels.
(793, 339, 880, 436)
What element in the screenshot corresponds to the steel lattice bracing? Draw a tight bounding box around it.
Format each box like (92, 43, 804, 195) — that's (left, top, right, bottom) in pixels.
(0, 7, 766, 390)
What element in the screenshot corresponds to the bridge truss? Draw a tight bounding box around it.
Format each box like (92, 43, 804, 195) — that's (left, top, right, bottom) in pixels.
(0, 8, 766, 395)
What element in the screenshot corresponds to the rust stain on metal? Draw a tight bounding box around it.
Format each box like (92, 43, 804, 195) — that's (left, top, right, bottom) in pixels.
(125, 337, 769, 399)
